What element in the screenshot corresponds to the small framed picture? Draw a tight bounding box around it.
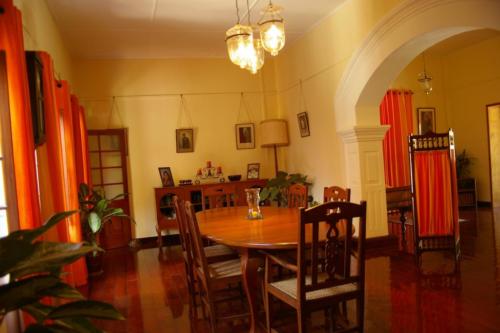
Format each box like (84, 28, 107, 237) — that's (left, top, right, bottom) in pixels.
(158, 167, 174, 187)
(297, 112, 310, 137)
(235, 123, 255, 149)
(417, 107, 436, 135)
(247, 163, 260, 179)
(176, 128, 194, 153)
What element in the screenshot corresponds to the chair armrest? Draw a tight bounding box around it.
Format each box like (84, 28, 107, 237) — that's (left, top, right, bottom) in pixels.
(264, 252, 298, 272)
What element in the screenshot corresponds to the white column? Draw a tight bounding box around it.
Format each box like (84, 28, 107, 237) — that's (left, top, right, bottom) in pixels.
(338, 125, 390, 238)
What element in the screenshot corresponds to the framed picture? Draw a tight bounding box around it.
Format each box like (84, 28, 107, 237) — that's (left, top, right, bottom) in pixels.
(176, 128, 194, 153)
(247, 163, 260, 179)
(297, 112, 310, 137)
(158, 167, 174, 187)
(417, 107, 436, 135)
(235, 123, 255, 149)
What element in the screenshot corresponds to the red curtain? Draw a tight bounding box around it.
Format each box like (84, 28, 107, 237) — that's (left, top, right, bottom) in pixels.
(71, 97, 91, 187)
(414, 151, 455, 236)
(380, 90, 413, 187)
(39, 53, 87, 286)
(55, 81, 87, 286)
(0, 0, 41, 229)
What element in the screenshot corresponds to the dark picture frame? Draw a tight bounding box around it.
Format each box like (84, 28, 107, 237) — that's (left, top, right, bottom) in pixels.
(297, 112, 310, 137)
(176, 128, 194, 153)
(158, 167, 174, 187)
(25, 51, 46, 146)
(247, 163, 260, 179)
(235, 123, 255, 149)
(417, 107, 436, 135)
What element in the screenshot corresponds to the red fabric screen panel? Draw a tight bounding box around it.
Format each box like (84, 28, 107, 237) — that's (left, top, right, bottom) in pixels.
(380, 90, 413, 187)
(0, 0, 41, 230)
(414, 151, 454, 236)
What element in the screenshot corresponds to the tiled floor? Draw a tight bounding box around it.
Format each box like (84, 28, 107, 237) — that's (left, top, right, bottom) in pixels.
(82, 209, 500, 332)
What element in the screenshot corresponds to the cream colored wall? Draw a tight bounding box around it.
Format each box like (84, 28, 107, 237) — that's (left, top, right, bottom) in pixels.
(14, 0, 74, 82)
(392, 35, 500, 202)
(487, 104, 500, 207)
(74, 58, 276, 238)
(443, 36, 500, 202)
(272, 0, 402, 204)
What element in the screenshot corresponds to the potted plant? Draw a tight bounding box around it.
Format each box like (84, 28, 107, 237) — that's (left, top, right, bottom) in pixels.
(456, 149, 474, 185)
(260, 171, 312, 207)
(0, 211, 124, 332)
(78, 183, 131, 275)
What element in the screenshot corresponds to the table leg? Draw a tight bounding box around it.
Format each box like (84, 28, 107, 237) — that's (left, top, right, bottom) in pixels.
(241, 248, 261, 333)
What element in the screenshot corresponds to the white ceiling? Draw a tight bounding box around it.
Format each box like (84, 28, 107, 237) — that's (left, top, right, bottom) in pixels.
(45, 0, 348, 59)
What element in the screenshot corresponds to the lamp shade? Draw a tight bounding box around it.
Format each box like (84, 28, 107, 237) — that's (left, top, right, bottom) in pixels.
(260, 119, 289, 147)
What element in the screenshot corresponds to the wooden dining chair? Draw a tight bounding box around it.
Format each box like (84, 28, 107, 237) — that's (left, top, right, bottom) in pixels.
(324, 186, 351, 203)
(173, 196, 237, 321)
(287, 183, 308, 208)
(264, 201, 367, 333)
(184, 201, 248, 333)
(201, 184, 237, 210)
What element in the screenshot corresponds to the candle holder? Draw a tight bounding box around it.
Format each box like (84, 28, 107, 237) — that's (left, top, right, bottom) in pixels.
(245, 188, 263, 220)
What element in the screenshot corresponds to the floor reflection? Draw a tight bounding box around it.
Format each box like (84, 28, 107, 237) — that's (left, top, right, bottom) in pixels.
(85, 208, 500, 332)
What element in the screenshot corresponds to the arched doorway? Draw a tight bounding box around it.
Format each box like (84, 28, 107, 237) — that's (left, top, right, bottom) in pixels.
(335, 0, 500, 237)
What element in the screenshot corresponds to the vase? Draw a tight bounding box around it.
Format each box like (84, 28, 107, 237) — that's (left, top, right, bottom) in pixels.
(245, 188, 263, 219)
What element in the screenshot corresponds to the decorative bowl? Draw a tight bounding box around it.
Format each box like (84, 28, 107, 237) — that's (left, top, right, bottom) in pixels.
(228, 175, 242, 182)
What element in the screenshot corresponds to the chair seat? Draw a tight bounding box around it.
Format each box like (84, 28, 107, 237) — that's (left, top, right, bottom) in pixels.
(270, 274, 358, 301)
(208, 259, 242, 279)
(205, 244, 235, 258)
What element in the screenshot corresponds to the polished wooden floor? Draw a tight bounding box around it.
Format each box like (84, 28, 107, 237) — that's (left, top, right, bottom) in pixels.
(81, 208, 500, 332)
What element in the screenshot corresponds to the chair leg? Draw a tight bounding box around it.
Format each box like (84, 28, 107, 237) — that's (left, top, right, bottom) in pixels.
(356, 296, 364, 332)
(265, 292, 273, 333)
(297, 308, 306, 333)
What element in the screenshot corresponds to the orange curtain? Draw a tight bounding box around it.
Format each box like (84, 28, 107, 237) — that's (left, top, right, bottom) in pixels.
(0, 0, 41, 229)
(380, 90, 414, 187)
(71, 97, 91, 187)
(414, 151, 455, 236)
(54, 81, 87, 286)
(39, 53, 87, 286)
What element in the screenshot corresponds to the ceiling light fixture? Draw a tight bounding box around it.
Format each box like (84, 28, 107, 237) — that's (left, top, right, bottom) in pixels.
(258, 0, 285, 56)
(417, 53, 433, 95)
(226, 0, 285, 74)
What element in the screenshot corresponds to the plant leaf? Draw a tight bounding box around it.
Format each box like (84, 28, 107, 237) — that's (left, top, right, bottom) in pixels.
(43, 283, 84, 300)
(88, 212, 101, 234)
(24, 302, 54, 323)
(54, 317, 103, 333)
(0, 276, 60, 312)
(0, 237, 34, 277)
(47, 300, 124, 321)
(9, 242, 99, 279)
(25, 324, 58, 333)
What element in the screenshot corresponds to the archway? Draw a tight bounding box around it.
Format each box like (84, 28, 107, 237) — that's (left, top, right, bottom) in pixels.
(335, 0, 500, 237)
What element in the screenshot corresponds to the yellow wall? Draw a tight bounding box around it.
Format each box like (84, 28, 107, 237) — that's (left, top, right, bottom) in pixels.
(14, 0, 74, 82)
(392, 34, 500, 202)
(487, 104, 500, 206)
(74, 58, 277, 238)
(273, 0, 402, 203)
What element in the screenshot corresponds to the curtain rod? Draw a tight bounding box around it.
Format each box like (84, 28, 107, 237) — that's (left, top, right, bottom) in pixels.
(80, 89, 278, 102)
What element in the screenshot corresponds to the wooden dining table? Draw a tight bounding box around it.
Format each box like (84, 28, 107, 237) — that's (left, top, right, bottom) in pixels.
(196, 205, 335, 333)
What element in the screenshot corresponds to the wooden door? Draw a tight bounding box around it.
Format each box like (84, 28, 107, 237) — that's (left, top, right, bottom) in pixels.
(88, 129, 131, 249)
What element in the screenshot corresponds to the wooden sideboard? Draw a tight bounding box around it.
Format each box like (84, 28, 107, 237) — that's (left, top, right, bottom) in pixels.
(154, 179, 268, 246)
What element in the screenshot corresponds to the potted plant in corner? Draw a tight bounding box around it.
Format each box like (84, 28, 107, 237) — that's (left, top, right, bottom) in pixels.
(260, 171, 312, 207)
(456, 149, 477, 208)
(78, 183, 131, 276)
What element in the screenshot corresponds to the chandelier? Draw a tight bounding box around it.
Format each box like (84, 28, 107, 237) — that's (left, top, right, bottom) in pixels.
(225, 0, 285, 74)
(417, 53, 433, 95)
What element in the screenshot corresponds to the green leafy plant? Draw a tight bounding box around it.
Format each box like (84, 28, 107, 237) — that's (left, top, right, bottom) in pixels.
(260, 171, 311, 207)
(0, 211, 124, 332)
(78, 183, 130, 252)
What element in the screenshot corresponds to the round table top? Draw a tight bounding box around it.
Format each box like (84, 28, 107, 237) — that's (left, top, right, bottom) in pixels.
(196, 206, 336, 250)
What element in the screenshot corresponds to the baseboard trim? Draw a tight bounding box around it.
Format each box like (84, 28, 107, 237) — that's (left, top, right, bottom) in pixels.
(131, 235, 180, 249)
(366, 235, 399, 251)
(477, 201, 492, 208)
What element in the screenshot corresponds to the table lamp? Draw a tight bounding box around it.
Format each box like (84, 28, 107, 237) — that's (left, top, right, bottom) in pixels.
(260, 119, 289, 176)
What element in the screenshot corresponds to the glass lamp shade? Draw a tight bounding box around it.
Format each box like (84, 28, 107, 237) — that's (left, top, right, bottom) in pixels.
(226, 24, 254, 69)
(246, 38, 265, 74)
(418, 71, 433, 95)
(258, 4, 285, 56)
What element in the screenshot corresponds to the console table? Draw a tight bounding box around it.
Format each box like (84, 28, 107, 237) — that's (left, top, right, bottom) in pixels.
(154, 179, 267, 247)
